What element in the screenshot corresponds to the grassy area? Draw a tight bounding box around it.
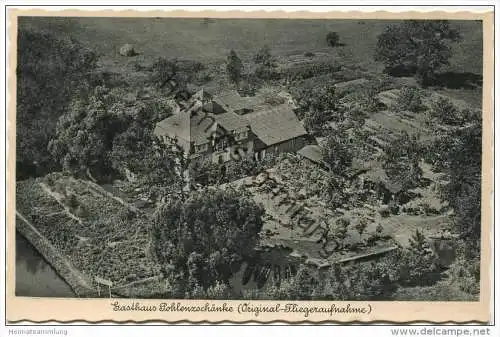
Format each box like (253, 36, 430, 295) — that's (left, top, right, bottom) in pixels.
(19, 17, 482, 74)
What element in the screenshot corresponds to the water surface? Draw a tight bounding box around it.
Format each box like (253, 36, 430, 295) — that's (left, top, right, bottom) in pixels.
(15, 232, 76, 297)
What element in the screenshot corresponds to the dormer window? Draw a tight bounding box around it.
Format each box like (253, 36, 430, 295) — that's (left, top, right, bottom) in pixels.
(235, 130, 248, 141)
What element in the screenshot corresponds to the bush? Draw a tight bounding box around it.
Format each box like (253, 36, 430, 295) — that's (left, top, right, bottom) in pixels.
(430, 96, 463, 125)
(118, 208, 136, 221)
(119, 44, 137, 57)
(133, 62, 147, 71)
(66, 193, 79, 210)
(205, 281, 232, 299)
(326, 32, 341, 47)
(355, 217, 369, 235)
(74, 205, 88, 218)
(283, 62, 341, 82)
(398, 230, 442, 286)
(448, 252, 480, 295)
(378, 206, 391, 218)
(303, 108, 332, 136)
(396, 86, 425, 112)
(261, 87, 287, 106)
(314, 255, 400, 300)
(304, 51, 315, 57)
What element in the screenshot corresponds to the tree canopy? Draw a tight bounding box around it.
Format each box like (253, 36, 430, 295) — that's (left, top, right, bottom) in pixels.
(326, 32, 340, 47)
(151, 58, 203, 100)
(383, 131, 423, 191)
(374, 20, 461, 83)
(48, 92, 127, 181)
(439, 122, 481, 246)
(16, 29, 98, 179)
(301, 85, 338, 135)
(253, 45, 278, 80)
(322, 128, 354, 176)
(151, 188, 265, 295)
(226, 49, 244, 86)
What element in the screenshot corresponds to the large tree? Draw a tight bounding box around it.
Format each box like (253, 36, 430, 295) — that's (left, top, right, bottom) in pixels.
(374, 20, 461, 83)
(16, 29, 97, 179)
(322, 128, 354, 176)
(48, 91, 127, 181)
(383, 131, 423, 191)
(151, 188, 265, 295)
(226, 50, 244, 86)
(110, 99, 173, 174)
(439, 122, 481, 246)
(253, 45, 277, 80)
(151, 58, 203, 100)
(301, 85, 338, 135)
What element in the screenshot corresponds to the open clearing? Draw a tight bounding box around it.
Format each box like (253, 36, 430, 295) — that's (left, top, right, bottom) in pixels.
(20, 17, 482, 75)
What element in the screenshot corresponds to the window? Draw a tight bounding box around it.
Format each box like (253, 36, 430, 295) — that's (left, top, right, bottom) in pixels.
(215, 139, 227, 151)
(195, 143, 208, 153)
(235, 130, 247, 141)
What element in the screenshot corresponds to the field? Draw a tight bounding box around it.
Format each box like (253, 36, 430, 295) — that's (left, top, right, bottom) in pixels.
(19, 17, 483, 74)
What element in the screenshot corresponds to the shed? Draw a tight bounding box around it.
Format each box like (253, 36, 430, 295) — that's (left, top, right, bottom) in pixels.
(297, 145, 328, 169)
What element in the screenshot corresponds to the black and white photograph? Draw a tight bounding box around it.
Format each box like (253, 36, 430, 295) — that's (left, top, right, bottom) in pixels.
(13, 14, 486, 306)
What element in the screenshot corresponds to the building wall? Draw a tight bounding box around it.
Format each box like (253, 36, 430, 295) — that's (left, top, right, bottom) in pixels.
(210, 139, 254, 164)
(257, 136, 309, 160)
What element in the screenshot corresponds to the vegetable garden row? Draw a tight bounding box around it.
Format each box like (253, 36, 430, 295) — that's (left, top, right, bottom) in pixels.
(16, 173, 162, 288)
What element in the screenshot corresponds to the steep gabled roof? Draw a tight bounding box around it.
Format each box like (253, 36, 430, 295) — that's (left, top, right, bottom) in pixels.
(215, 111, 249, 131)
(245, 105, 308, 146)
(154, 109, 250, 150)
(154, 113, 191, 152)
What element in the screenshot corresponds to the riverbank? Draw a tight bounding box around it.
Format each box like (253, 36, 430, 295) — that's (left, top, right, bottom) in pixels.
(16, 233, 75, 297)
(16, 211, 96, 297)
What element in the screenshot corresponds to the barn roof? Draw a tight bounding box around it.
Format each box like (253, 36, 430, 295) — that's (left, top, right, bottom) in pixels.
(245, 105, 308, 146)
(215, 111, 250, 131)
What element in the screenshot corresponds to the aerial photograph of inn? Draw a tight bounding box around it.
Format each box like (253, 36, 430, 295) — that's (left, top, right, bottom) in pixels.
(154, 88, 312, 167)
(14, 16, 483, 302)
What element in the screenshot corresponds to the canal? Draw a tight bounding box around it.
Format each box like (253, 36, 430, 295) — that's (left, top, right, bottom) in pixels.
(15, 232, 76, 297)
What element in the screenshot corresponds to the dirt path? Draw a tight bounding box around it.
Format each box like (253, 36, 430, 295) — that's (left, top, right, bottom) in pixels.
(39, 182, 84, 225)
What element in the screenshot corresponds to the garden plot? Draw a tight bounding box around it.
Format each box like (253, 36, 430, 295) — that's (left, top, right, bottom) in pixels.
(16, 173, 162, 289)
(225, 147, 453, 269)
(225, 157, 398, 268)
(367, 110, 433, 140)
